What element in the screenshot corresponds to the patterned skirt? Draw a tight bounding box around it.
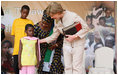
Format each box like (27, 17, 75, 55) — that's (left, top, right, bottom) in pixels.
(38, 44, 64, 74)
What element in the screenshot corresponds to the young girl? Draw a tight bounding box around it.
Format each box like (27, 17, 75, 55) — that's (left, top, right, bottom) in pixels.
(18, 24, 40, 74)
(11, 5, 34, 74)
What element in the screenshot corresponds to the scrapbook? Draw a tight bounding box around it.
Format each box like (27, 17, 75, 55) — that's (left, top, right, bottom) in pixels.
(62, 22, 82, 37)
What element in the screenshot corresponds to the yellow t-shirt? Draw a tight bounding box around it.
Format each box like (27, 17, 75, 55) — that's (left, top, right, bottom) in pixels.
(21, 38, 37, 66)
(11, 18, 34, 55)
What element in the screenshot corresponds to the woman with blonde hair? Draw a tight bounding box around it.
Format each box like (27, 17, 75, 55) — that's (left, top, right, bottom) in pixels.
(40, 2, 89, 74)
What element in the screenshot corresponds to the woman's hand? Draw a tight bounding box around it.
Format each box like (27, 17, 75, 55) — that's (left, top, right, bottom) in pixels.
(39, 39, 46, 43)
(65, 35, 78, 42)
(49, 44, 58, 50)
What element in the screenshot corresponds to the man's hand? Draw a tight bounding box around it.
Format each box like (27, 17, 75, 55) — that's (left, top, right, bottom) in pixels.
(65, 35, 78, 42)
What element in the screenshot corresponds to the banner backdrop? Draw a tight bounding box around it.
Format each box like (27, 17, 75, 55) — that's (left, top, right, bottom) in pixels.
(1, 1, 115, 45)
(1, 1, 117, 73)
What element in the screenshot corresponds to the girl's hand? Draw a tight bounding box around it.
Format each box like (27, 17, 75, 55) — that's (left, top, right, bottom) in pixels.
(18, 63, 22, 70)
(65, 35, 78, 42)
(36, 63, 39, 68)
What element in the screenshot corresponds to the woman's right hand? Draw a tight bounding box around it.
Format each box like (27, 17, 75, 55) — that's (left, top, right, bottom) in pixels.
(39, 39, 46, 43)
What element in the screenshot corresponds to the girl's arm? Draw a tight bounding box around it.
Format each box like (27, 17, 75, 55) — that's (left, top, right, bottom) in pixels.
(18, 40, 22, 70)
(36, 40, 39, 68)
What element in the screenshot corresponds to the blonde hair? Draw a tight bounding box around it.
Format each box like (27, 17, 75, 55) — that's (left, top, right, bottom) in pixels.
(46, 2, 64, 15)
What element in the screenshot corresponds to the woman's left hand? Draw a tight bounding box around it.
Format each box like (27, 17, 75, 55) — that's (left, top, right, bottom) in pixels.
(49, 44, 58, 50)
(65, 35, 78, 42)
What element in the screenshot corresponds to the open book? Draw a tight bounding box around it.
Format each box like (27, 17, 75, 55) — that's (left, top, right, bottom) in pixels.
(62, 22, 82, 37)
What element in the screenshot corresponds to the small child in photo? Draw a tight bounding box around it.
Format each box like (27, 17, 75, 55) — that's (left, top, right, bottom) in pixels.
(86, 15, 94, 29)
(105, 8, 115, 27)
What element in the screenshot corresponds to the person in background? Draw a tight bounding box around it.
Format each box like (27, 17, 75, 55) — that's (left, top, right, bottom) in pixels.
(105, 35, 115, 57)
(1, 7, 5, 41)
(105, 35, 116, 74)
(109, 32, 115, 51)
(84, 32, 96, 72)
(97, 17, 114, 32)
(86, 15, 94, 30)
(85, 32, 95, 55)
(11, 5, 34, 74)
(105, 8, 115, 27)
(1, 40, 14, 74)
(1, 24, 5, 41)
(98, 17, 107, 27)
(39, 2, 89, 74)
